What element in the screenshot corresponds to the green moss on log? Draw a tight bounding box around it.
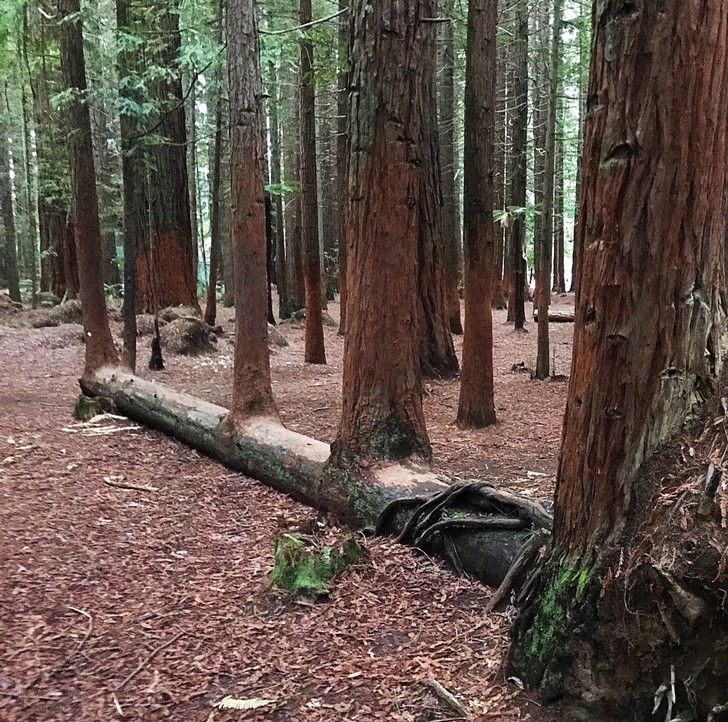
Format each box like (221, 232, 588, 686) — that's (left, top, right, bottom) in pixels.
(269, 532, 365, 596)
(73, 394, 104, 421)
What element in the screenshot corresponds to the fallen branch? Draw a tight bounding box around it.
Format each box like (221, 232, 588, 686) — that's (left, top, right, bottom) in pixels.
(422, 677, 468, 718)
(81, 368, 552, 588)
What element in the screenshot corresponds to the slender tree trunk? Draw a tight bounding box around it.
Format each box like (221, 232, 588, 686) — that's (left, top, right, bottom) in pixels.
(117, 0, 145, 371)
(491, 13, 507, 311)
(553, 92, 565, 293)
(508, 0, 527, 331)
(510, 2, 728, 715)
(205, 91, 223, 327)
(456, 0, 496, 429)
(0, 115, 21, 303)
(227, 0, 279, 423)
(336, 0, 348, 335)
(58, 0, 118, 376)
(535, 0, 560, 379)
(299, 0, 326, 364)
(20, 86, 38, 307)
(438, 0, 462, 334)
(331, 0, 432, 465)
(187, 79, 200, 280)
(204, 0, 225, 327)
(268, 59, 289, 320)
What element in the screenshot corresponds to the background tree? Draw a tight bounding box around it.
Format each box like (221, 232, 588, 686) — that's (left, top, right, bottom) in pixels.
(456, 0, 496, 429)
(509, 0, 728, 715)
(58, 0, 118, 376)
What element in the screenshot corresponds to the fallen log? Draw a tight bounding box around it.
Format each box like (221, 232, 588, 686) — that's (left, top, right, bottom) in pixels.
(81, 368, 552, 588)
(532, 308, 574, 322)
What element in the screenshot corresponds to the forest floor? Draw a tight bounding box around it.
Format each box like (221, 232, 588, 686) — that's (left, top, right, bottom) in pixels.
(0, 293, 575, 722)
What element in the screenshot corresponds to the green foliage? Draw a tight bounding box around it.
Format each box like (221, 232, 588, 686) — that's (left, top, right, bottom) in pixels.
(269, 531, 365, 596)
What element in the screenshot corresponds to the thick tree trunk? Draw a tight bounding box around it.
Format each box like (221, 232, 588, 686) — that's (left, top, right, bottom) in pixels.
(456, 0, 496, 429)
(227, 0, 279, 423)
(299, 0, 326, 364)
(509, 2, 728, 716)
(331, 0, 432, 464)
(136, 2, 198, 313)
(438, 0, 462, 334)
(81, 368, 550, 589)
(59, 0, 118, 376)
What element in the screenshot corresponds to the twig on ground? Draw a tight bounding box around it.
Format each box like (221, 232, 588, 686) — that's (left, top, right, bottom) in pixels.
(422, 677, 468, 718)
(116, 630, 187, 692)
(102, 476, 159, 493)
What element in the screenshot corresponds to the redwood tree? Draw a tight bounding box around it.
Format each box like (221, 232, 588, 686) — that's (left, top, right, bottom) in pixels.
(0, 114, 21, 303)
(136, 1, 199, 313)
(227, 0, 278, 423)
(509, 2, 728, 716)
(331, 0, 431, 464)
(299, 0, 326, 364)
(456, 0, 496, 429)
(59, 0, 118, 376)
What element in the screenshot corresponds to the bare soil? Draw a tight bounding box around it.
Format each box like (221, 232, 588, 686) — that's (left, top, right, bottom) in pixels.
(0, 295, 574, 722)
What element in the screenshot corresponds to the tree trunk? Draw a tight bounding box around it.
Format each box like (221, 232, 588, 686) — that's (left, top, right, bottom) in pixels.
(534, 0, 560, 380)
(299, 0, 326, 364)
(417, 29, 458, 381)
(136, 2, 198, 313)
(81, 368, 550, 589)
(456, 0, 496, 429)
(117, 0, 145, 371)
(552, 91, 565, 294)
(20, 86, 39, 307)
(0, 115, 21, 303)
(268, 59, 289, 320)
(438, 0, 463, 334)
(204, 0, 225, 328)
(336, 0, 348, 336)
(509, 2, 728, 716)
(491, 13, 507, 312)
(508, 0, 527, 331)
(227, 0, 279, 423)
(331, 0, 432, 464)
(58, 0, 118, 376)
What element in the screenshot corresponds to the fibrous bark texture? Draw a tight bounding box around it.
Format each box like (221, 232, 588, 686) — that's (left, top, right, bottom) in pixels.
(59, 0, 118, 376)
(299, 0, 326, 364)
(227, 0, 278, 423)
(332, 0, 433, 464)
(509, 2, 728, 716)
(0, 115, 21, 303)
(136, 2, 198, 313)
(456, 0, 496, 428)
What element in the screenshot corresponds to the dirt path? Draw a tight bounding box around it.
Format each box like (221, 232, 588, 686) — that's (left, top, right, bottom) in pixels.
(0, 298, 572, 721)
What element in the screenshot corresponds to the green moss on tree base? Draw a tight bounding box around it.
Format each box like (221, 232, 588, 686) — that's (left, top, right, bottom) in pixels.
(73, 394, 104, 421)
(269, 532, 365, 596)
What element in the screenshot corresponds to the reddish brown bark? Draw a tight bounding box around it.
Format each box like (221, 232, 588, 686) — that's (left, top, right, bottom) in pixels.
(510, 1, 728, 714)
(336, 0, 348, 336)
(456, 0, 496, 429)
(418, 27, 458, 380)
(438, 0, 462, 335)
(136, 2, 198, 313)
(227, 0, 278, 423)
(331, 0, 431, 464)
(299, 0, 326, 364)
(0, 119, 21, 303)
(58, 0, 118, 376)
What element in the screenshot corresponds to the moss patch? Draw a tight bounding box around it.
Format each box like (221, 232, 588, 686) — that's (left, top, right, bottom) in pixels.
(269, 532, 365, 597)
(73, 394, 104, 421)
